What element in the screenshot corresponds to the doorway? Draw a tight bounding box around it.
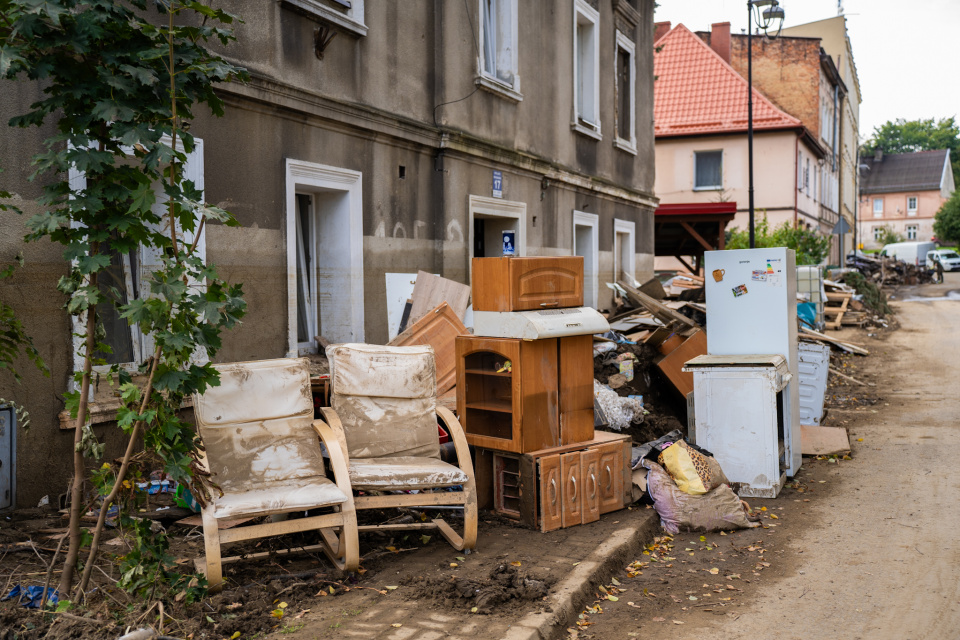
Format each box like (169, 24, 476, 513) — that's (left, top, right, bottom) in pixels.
(286, 160, 364, 355)
(573, 210, 599, 308)
(613, 218, 636, 284)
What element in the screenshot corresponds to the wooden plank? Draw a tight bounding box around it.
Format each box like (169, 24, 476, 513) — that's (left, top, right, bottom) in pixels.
(637, 277, 667, 301)
(679, 221, 714, 251)
(560, 452, 582, 528)
(799, 330, 869, 356)
(408, 271, 471, 327)
(618, 280, 697, 328)
(174, 515, 254, 529)
(558, 335, 595, 445)
(800, 425, 851, 456)
(580, 449, 600, 524)
(538, 455, 562, 532)
(388, 302, 467, 395)
(655, 329, 707, 398)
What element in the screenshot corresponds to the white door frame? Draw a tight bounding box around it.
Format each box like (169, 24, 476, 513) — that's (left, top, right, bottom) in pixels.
(285, 159, 364, 356)
(468, 195, 526, 278)
(573, 210, 599, 309)
(613, 218, 636, 284)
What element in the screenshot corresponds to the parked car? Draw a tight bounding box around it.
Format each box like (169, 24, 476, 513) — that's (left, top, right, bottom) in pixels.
(926, 249, 960, 272)
(879, 241, 937, 267)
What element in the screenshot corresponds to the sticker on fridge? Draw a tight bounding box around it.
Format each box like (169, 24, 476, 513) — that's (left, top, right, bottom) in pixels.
(732, 284, 748, 297)
(751, 270, 767, 282)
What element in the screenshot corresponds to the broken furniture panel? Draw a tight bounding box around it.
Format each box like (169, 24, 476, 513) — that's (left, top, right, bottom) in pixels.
(192, 357, 359, 590)
(387, 302, 468, 395)
(407, 270, 471, 327)
(655, 329, 707, 398)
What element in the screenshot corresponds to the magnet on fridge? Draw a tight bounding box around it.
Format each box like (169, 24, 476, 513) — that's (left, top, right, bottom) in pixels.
(712, 268, 725, 282)
(732, 284, 748, 297)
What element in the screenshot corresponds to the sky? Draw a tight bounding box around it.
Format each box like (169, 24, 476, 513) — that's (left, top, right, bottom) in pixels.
(653, 0, 960, 142)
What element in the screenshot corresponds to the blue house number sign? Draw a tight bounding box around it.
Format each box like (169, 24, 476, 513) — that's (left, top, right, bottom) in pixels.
(492, 170, 503, 198)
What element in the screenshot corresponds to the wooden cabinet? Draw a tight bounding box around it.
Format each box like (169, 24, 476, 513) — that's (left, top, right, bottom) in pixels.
(472, 257, 584, 312)
(477, 432, 631, 531)
(457, 335, 593, 453)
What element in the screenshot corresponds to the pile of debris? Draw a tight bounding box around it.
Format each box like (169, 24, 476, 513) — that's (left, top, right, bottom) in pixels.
(819, 278, 890, 329)
(845, 253, 933, 286)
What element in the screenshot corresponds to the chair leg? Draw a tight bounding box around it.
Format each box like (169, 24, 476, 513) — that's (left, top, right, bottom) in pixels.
(434, 483, 478, 551)
(319, 504, 359, 572)
(200, 506, 223, 592)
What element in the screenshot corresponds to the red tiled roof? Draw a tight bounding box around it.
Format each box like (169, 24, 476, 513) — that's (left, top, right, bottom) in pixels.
(654, 24, 802, 138)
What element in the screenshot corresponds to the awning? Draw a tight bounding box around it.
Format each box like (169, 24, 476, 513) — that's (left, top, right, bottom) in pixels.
(655, 202, 737, 273)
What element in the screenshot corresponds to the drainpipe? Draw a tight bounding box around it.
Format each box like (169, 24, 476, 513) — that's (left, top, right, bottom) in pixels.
(794, 134, 799, 227)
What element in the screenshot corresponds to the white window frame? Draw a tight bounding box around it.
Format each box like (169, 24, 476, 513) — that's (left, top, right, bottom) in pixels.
(613, 30, 637, 154)
(69, 137, 206, 380)
(573, 210, 600, 309)
(572, 0, 601, 139)
(285, 159, 364, 357)
(906, 224, 918, 240)
(477, 0, 522, 102)
(873, 226, 884, 241)
(907, 196, 918, 216)
(873, 198, 883, 217)
(468, 195, 526, 281)
(613, 218, 636, 284)
(281, 0, 367, 37)
(693, 150, 723, 191)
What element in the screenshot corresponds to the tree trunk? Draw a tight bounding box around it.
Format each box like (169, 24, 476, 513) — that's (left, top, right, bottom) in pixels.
(59, 280, 98, 594)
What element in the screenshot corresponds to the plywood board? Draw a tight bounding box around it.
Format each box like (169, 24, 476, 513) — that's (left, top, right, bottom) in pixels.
(388, 302, 467, 395)
(800, 425, 851, 456)
(408, 271, 470, 327)
(656, 329, 707, 398)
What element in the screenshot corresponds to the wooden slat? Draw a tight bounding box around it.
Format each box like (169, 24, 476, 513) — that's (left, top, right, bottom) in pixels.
(408, 271, 470, 327)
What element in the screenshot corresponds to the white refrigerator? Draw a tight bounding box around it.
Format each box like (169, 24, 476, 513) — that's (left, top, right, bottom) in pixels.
(702, 248, 801, 478)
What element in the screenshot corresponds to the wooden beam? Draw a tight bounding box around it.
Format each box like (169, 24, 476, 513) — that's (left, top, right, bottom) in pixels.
(674, 254, 697, 275)
(718, 221, 727, 250)
(680, 221, 714, 251)
(617, 279, 697, 328)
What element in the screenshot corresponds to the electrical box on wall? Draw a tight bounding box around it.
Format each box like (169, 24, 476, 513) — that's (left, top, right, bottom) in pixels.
(0, 406, 15, 510)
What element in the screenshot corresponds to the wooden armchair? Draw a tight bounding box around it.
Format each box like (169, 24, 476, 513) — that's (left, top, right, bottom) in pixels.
(320, 343, 477, 551)
(192, 358, 359, 590)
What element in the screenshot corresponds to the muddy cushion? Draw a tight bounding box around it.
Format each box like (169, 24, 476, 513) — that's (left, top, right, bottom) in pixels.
(348, 457, 468, 491)
(195, 358, 313, 426)
(327, 344, 441, 460)
(212, 477, 346, 519)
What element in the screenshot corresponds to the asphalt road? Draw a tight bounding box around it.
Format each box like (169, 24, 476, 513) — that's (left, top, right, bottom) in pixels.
(651, 272, 960, 640)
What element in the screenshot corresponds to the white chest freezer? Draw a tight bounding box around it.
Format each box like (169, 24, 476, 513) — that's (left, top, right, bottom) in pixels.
(683, 354, 791, 499)
(703, 248, 801, 478)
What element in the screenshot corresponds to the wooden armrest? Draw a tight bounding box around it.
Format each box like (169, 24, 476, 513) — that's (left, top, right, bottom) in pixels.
(436, 406, 474, 478)
(313, 409, 353, 498)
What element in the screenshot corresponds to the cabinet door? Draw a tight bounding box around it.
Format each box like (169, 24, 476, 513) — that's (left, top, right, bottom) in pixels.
(539, 454, 562, 532)
(598, 443, 624, 514)
(560, 452, 583, 528)
(511, 257, 584, 311)
(580, 449, 600, 524)
(559, 335, 595, 445)
(518, 339, 559, 452)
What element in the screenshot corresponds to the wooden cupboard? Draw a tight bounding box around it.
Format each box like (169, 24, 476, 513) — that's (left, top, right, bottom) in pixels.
(476, 431, 631, 531)
(472, 257, 584, 312)
(457, 335, 594, 454)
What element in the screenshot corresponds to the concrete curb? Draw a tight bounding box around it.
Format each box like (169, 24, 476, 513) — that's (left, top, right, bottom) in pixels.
(501, 510, 662, 640)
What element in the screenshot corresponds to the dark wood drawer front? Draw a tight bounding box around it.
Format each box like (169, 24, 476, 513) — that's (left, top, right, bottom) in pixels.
(580, 449, 600, 524)
(598, 443, 624, 514)
(560, 452, 583, 528)
(539, 454, 562, 532)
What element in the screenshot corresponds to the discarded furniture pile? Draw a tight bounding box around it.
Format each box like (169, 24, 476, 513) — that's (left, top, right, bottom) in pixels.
(460, 257, 633, 530)
(845, 252, 933, 286)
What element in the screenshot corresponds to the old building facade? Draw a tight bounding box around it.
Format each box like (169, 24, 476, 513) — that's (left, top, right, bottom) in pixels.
(0, 0, 658, 506)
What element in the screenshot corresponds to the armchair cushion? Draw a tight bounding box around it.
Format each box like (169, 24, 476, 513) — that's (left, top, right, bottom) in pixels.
(211, 476, 347, 519)
(327, 344, 441, 460)
(194, 358, 313, 426)
(348, 457, 469, 491)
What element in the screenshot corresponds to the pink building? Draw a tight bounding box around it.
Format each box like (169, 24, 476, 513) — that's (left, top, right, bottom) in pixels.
(858, 149, 955, 249)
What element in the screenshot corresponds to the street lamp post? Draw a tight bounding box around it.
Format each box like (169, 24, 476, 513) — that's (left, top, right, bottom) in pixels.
(747, 1, 785, 249)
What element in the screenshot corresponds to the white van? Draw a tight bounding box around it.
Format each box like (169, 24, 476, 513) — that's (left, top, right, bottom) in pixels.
(927, 249, 960, 272)
(879, 241, 937, 267)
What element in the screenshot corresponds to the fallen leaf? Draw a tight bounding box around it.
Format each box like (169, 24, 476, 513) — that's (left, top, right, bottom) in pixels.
(450, 563, 459, 568)
(857, 438, 864, 442)
(673, 620, 684, 625)
(708, 568, 719, 575)
(720, 531, 727, 536)
(385, 586, 399, 590)
(294, 609, 311, 619)
(699, 536, 706, 542)
(392, 623, 402, 627)
(278, 602, 288, 609)
(420, 535, 432, 544)
(607, 595, 619, 602)
(471, 607, 478, 613)
(230, 633, 240, 640)
(611, 577, 621, 586)
(652, 616, 665, 622)
(457, 556, 466, 561)
(760, 507, 767, 512)
(770, 514, 779, 520)
(689, 596, 698, 601)
(511, 561, 522, 567)
(328, 586, 335, 594)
